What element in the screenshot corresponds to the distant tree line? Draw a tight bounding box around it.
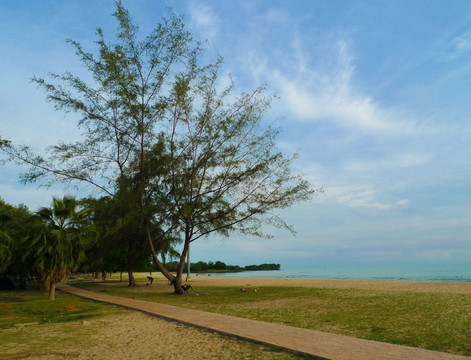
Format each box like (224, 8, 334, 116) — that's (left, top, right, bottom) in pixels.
(163, 260, 280, 272)
(0, 196, 176, 298)
(243, 263, 281, 271)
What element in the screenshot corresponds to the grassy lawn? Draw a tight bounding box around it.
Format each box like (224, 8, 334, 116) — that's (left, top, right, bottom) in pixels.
(0, 289, 122, 329)
(0, 289, 125, 359)
(0, 288, 309, 359)
(72, 278, 471, 357)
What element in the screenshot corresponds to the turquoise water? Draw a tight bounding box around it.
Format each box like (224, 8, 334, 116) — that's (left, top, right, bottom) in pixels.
(192, 266, 471, 283)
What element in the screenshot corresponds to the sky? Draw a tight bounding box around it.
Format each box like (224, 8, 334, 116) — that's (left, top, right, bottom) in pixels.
(1, 1, 471, 274)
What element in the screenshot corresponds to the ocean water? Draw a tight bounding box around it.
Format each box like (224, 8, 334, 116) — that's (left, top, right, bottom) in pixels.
(193, 266, 471, 283)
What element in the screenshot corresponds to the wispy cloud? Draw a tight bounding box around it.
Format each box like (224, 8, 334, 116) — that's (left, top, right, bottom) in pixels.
(326, 185, 408, 210)
(187, 3, 219, 40)
(299, 161, 410, 210)
(271, 41, 415, 134)
(341, 153, 429, 173)
(440, 29, 471, 61)
(263, 8, 288, 24)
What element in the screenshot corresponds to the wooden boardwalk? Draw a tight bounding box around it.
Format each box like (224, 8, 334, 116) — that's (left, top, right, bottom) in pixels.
(58, 284, 470, 360)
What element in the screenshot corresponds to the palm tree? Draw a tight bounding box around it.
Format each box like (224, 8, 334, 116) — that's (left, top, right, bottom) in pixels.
(29, 196, 94, 300)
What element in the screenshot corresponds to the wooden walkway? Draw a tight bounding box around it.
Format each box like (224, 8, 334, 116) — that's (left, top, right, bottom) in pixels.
(58, 284, 470, 360)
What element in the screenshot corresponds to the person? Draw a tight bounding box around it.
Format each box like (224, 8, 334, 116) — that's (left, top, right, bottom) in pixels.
(147, 276, 154, 285)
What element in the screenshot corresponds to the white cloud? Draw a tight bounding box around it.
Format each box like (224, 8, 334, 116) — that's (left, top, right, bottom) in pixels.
(387, 153, 429, 167)
(396, 199, 410, 207)
(245, 37, 415, 134)
(188, 3, 219, 40)
(264, 8, 288, 24)
(275, 74, 413, 135)
(441, 30, 471, 61)
(322, 185, 390, 210)
(283, 85, 409, 133)
(341, 153, 429, 174)
(341, 160, 370, 173)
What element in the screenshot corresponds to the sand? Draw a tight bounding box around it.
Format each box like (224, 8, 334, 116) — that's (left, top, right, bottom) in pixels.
(148, 272, 471, 294)
(3, 310, 299, 359)
(4, 274, 470, 359)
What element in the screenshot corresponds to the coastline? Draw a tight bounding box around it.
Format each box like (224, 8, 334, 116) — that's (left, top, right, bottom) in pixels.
(193, 267, 471, 283)
(55, 272, 471, 358)
(139, 273, 471, 294)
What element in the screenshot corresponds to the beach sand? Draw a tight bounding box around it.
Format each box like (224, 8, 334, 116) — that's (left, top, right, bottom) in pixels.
(6, 275, 470, 359)
(145, 272, 471, 294)
(2, 310, 299, 359)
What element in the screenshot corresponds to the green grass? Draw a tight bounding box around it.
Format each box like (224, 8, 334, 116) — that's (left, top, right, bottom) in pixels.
(0, 289, 125, 359)
(72, 280, 471, 356)
(0, 288, 308, 359)
(0, 289, 122, 329)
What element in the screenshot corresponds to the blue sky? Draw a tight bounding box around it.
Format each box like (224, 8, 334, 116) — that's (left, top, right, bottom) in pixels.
(1, 1, 471, 273)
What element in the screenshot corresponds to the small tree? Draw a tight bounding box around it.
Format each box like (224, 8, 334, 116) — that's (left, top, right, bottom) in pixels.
(28, 197, 93, 300)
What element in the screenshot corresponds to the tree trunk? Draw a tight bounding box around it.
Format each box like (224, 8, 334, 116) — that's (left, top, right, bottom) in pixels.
(127, 235, 136, 287)
(120, 271, 123, 283)
(145, 223, 175, 284)
(173, 275, 183, 295)
(128, 270, 135, 287)
(39, 272, 51, 291)
(49, 281, 56, 300)
(173, 238, 189, 295)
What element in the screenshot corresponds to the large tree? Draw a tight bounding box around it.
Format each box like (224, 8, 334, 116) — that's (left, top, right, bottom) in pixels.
(144, 70, 314, 293)
(0, 4, 315, 294)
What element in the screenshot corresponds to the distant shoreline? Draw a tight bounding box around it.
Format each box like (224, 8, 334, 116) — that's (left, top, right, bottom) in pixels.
(193, 269, 280, 274)
(123, 272, 471, 294)
(183, 274, 471, 294)
(187, 268, 471, 284)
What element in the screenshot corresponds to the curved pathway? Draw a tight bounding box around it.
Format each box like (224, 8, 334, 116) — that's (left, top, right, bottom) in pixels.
(58, 284, 470, 360)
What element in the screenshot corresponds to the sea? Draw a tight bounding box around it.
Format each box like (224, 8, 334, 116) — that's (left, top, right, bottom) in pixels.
(192, 265, 471, 283)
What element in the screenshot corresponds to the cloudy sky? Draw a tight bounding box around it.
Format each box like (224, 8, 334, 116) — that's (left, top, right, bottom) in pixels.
(1, 1, 471, 274)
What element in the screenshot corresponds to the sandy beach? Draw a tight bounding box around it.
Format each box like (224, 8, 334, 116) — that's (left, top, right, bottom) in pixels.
(144, 272, 471, 294)
(4, 275, 470, 359)
(2, 310, 301, 360)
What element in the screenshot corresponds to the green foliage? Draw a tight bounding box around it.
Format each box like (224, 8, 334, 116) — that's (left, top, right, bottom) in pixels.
(0, 290, 121, 329)
(27, 197, 94, 297)
(243, 263, 281, 271)
(81, 172, 180, 284)
(0, 200, 14, 273)
(30, 197, 92, 271)
(0, 4, 316, 293)
(163, 260, 279, 272)
(0, 198, 34, 276)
